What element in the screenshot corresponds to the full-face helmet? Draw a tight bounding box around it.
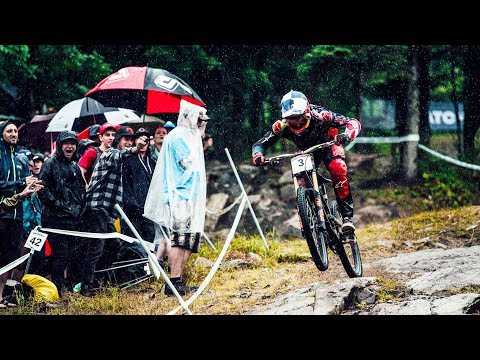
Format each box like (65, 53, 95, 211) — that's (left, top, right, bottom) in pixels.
(280, 90, 311, 134)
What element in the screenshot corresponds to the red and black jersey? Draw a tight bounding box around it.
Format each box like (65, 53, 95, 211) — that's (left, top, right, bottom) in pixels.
(252, 104, 361, 156)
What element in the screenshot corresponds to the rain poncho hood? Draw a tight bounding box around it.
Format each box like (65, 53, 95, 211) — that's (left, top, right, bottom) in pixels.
(143, 100, 208, 234)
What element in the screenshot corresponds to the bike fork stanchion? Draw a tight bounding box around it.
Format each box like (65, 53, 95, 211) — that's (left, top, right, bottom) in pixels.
(224, 148, 269, 250)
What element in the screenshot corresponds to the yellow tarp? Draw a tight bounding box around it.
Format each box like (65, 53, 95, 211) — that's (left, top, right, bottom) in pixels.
(21, 274, 59, 302)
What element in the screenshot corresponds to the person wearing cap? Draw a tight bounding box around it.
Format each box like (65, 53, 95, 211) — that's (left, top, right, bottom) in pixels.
(88, 124, 101, 142)
(78, 122, 119, 187)
(37, 130, 86, 295)
(144, 100, 211, 296)
(22, 152, 44, 247)
(31, 153, 45, 176)
(78, 126, 149, 297)
(121, 127, 157, 256)
(163, 121, 176, 134)
(22, 152, 49, 279)
(77, 139, 97, 159)
(0, 120, 39, 307)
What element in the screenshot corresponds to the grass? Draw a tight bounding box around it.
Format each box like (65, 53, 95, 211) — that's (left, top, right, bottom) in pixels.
(4, 133, 479, 315)
(4, 204, 478, 315)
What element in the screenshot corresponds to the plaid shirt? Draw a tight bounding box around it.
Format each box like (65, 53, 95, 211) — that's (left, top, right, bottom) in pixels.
(85, 147, 133, 218)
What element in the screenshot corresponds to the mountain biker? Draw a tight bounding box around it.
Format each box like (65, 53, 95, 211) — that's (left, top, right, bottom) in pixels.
(251, 90, 361, 238)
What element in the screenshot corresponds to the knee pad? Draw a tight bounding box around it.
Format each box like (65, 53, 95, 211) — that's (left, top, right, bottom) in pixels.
(328, 158, 349, 199)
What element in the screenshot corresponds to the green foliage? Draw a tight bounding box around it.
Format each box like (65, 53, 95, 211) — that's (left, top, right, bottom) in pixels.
(416, 155, 479, 209)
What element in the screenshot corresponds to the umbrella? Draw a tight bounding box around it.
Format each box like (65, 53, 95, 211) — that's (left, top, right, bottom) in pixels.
(85, 66, 205, 115)
(18, 113, 58, 151)
(45, 97, 120, 133)
(76, 109, 156, 140)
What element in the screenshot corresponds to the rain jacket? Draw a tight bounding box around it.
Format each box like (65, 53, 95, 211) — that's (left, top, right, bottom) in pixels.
(122, 150, 156, 217)
(144, 100, 208, 234)
(38, 131, 85, 226)
(0, 120, 30, 221)
(22, 194, 42, 236)
(1, 193, 22, 215)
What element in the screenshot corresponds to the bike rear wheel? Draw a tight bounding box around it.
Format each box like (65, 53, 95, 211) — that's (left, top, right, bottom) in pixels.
(297, 187, 329, 271)
(330, 201, 363, 278)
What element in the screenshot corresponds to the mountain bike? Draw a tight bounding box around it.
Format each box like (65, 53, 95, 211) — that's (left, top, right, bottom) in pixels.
(262, 140, 362, 278)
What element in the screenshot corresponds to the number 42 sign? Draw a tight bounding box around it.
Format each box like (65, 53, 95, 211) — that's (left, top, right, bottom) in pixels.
(24, 226, 48, 252)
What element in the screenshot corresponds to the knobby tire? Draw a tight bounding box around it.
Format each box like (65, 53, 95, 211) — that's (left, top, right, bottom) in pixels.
(329, 201, 363, 278)
(297, 187, 329, 272)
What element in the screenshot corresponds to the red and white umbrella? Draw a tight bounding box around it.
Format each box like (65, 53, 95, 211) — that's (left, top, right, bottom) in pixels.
(85, 66, 205, 115)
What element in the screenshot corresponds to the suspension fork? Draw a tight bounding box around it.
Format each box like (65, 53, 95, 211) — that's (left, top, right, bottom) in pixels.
(311, 169, 326, 230)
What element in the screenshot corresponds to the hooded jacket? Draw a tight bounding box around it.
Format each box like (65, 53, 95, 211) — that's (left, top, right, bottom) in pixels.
(38, 131, 85, 226)
(0, 120, 30, 221)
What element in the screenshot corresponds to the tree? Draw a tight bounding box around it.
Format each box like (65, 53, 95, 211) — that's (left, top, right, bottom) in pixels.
(463, 45, 480, 164)
(401, 46, 420, 180)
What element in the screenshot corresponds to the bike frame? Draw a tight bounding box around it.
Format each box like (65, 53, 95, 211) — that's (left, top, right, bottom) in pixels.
(262, 140, 363, 277)
(266, 140, 335, 225)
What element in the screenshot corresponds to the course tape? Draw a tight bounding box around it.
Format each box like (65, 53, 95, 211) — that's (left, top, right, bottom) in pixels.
(40, 227, 138, 243)
(344, 134, 420, 151)
(345, 135, 480, 171)
(206, 193, 244, 216)
(418, 144, 480, 171)
(168, 195, 248, 315)
(0, 253, 30, 276)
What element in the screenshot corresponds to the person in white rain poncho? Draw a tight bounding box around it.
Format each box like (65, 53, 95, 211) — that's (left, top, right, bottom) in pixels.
(144, 100, 210, 296)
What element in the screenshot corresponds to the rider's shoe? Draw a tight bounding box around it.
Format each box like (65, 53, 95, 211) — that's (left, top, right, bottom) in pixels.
(341, 218, 356, 238)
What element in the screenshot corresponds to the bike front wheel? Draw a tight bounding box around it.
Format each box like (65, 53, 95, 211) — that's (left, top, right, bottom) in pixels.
(330, 201, 363, 277)
(297, 187, 329, 272)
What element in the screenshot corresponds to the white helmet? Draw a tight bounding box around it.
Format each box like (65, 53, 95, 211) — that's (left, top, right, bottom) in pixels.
(280, 90, 311, 120)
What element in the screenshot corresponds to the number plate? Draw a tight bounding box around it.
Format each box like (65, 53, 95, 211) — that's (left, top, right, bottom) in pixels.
(291, 155, 313, 175)
(24, 227, 48, 252)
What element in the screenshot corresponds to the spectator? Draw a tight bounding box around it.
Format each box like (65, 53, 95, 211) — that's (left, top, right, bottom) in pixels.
(89, 124, 101, 143)
(203, 134, 214, 161)
(163, 121, 176, 134)
(31, 153, 45, 176)
(149, 125, 167, 162)
(21, 152, 47, 278)
(144, 100, 211, 296)
(1, 181, 43, 215)
(0, 120, 37, 308)
(77, 139, 97, 159)
(78, 122, 119, 187)
(122, 127, 156, 243)
(23, 153, 44, 239)
(79, 126, 149, 297)
(38, 131, 86, 295)
(147, 126, 171, 266)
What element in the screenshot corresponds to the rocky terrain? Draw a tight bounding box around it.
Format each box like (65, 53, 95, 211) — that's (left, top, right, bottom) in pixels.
(204, 152, 409, 239)
(203, 153, 480, 315)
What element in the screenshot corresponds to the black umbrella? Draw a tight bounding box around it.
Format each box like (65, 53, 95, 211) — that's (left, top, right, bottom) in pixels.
(45, 97, 119, 133)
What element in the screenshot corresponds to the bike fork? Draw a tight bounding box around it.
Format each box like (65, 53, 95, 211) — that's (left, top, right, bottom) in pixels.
(312, 174, 326, 231)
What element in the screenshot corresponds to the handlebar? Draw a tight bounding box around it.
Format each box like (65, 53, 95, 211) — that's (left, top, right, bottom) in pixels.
(263, 140, 336, 165)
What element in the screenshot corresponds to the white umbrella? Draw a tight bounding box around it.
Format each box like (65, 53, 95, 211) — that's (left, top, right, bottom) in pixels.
(46, 97, 120, 133)
(104, 108, 143, 125)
